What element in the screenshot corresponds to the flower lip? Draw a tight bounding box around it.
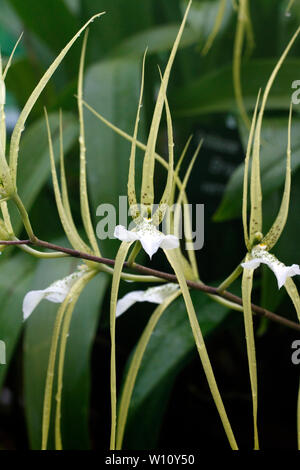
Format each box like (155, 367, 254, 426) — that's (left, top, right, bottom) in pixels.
(241, 245, 300, 289)
(114, 219, 179, 259)
(22, 270, 84, 320)
(116, 283, 179, 317)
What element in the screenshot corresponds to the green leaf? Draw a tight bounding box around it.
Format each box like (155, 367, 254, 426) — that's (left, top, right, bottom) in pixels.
(172, 59, 300, 117)
(112, 24, 198, 58)
(8, 0, 80, 76)
(80, 0, 154, 61)
(24, 256, 107, 449)
(122, 289, 230, 449)
(0, 253, 35, 390)
(8, 112, 78, 234)
(214, 117, 300, 222)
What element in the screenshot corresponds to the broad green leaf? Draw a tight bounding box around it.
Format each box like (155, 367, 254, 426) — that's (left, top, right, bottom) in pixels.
(80, 0, 154, 61)
(24, 255, 107, 449)
(172, 59, 300, 117)
(112, 24, 198, 58)
(0, 253, 35, 390)
(214, 117, 300, 222)
(122, 287, 230, 449)
(9, 0, 80, 76)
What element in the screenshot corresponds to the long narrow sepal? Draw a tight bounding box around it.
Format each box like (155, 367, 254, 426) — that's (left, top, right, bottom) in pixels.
(153, 69, 174, 225)
(284, 278, 300, 322)
(54, 270, 97, 450)
(242, 90, 261, 251)
(128, 50, 147, 218)
(77, 30, 101, 256)
(140, 1, 191, 210)
(42, 269, 94, 450)
(109, 241, 134, 450)
(241, 255, 259, 449)
(249, 26, 300, 242)
(262, 103, 293, 250)
(116, 289, 181, 449)
(44, 109, 91, 254)
(9, 13, 105, 185)
(164, 248, 238, 450)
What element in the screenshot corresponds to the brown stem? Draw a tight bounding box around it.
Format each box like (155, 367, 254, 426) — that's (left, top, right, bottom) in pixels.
(1, 238, 300, 332)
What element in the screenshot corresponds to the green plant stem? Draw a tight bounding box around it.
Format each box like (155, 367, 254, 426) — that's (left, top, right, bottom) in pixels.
(218, 263, 243, 291)
(12, 193, 35, 240)
(1, 238, 300, 332)
(127, 241, 141, 266)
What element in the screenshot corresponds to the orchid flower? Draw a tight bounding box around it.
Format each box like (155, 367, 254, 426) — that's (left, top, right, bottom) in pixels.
(114, 219, 179, 260)
(22, 269, 85, 320)
(116, 283, 180, 317)
(109, 1, 238, 452)
(238, 27, 300, 451)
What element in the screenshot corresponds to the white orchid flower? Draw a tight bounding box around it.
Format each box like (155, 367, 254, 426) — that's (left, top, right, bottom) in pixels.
(22, 270, 85, 320)
(116, 282, 180, 317)
(241, 244, 300, 289)
(114, 218, 179, 259)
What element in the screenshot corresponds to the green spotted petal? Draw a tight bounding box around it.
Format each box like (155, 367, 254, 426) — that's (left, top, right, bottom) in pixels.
(140, 1, 191, 210)
(249, 26, 300, 242)
(262, 103, 292, 250)
(242, 90, 261, 250)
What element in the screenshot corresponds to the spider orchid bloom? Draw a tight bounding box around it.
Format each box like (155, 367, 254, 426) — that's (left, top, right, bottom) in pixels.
(238, 28, 300, 450)
(116, 282, 180, 317)
(114, 219, 179, 259)
(22, 270, 85, 320)
(241, 244, 300, 289)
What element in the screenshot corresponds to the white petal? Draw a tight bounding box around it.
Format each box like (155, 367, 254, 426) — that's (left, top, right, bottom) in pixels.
(160, 235, 180, 250)
(114, 225, 138, 242)
(241, 258, 261, 270)
(22, 290, 48, 320)
(143, 283, 179, 303)
(22, 271, 83, 320)
(116, 283, 179, 317)
(116, 290, 146, 317)
(269, 263, 300, 289)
